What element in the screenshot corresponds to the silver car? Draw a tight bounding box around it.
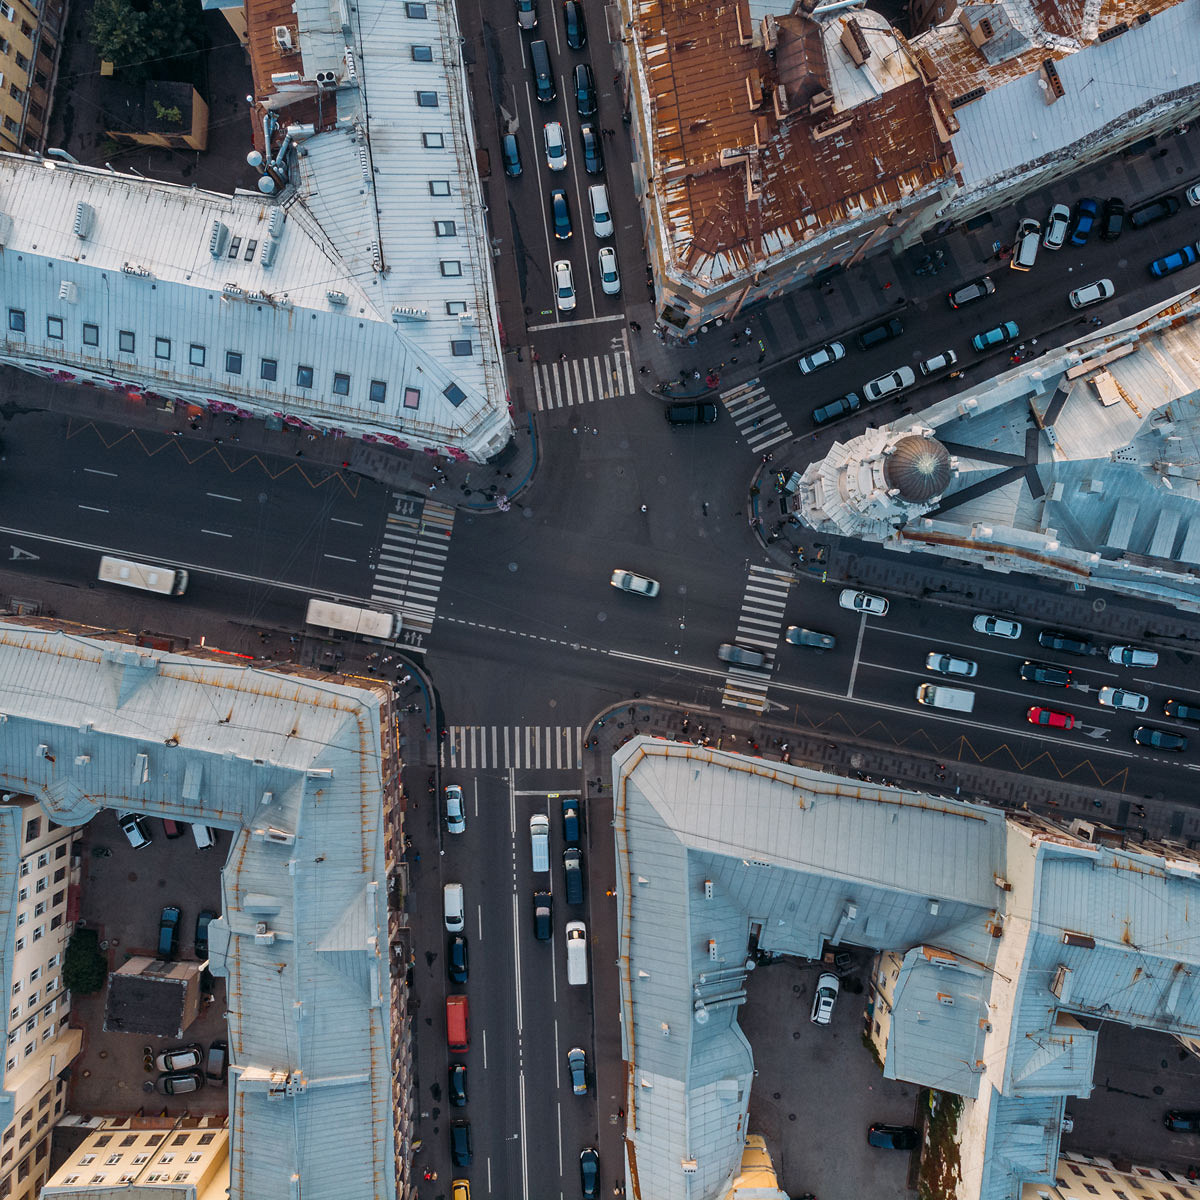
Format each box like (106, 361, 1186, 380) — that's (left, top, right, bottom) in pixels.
(972, 614, 1021, 639)
(838, 589, 889, 616)
(610, 569, 659, 597)
(1098, 686, 1149, 712)
(863, 366, 915, 402)
(925, 652, 978, 678)
(1043, 203, 1070, 249)
(810, 972, 839, 1025)
(597, 246, 620, 296)
(797, 342, 845, 375)
(567, 1047, 588, 1095)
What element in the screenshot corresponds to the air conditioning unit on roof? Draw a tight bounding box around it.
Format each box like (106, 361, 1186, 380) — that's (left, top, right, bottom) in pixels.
(274, 25, 295, 52)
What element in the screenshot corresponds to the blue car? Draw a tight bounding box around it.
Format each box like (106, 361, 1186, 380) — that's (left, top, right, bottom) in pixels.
(1149, 244, 1199, 278)
(971, 321, 1019, 352)
(1068, 198, 1098, 246)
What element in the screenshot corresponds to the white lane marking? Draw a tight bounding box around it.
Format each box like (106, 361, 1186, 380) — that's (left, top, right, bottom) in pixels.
(201, 529, 233, 538)
(483, 1026, 488, 1071)
(205, 492, 242, 502)
(330, 517, 364, 527)
(847, 615, 869, 699)
(78, 505, 109, 514)
(323, 553, 357, 563)
(84, 468, 118, 477)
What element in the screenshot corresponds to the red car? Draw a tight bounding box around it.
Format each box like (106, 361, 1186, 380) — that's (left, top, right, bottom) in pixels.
(1027, 707, 1075, 730)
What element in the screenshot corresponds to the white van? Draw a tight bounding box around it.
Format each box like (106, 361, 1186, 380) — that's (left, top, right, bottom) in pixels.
(530, 813, 550, 872)
(443, 883, 465, 932)
(588, 184, 613, 238)
(191, 823, 216, 850)
(565, 920, 588, 985)
(1010, 218, 1041, 271)
(916, 683, 975, 712)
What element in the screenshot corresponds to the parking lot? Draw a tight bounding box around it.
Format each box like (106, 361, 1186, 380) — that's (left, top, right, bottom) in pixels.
(743, 950, 919, 1199)
(69, 810, 228, 1115)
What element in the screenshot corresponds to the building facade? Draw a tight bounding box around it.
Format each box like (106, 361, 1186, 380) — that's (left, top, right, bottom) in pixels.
(0, 0, 64, 154)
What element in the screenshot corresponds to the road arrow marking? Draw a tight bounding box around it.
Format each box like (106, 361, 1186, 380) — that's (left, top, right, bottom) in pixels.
(9, 546, 38, 562)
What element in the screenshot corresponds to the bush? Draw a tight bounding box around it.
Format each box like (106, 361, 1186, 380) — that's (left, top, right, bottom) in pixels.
(63, 928, 108, 995)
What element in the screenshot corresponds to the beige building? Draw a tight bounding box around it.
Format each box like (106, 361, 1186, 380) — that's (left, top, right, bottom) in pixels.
(0, 0, 64, 153)
(43, 1117, 228, 1197)
(0, 799, 83, 1200)
(1024, 1151, 1200, 1200)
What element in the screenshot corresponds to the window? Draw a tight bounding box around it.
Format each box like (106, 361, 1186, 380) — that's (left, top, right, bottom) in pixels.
(154, 337, 171, 360)
(174, 1173, 190, 1182)
(82, 323, 99, 346)
(90, 1176, 106, 1185)
(8, 308, 24, 332)
(244, 239, 257, 260)
(225, 350, 243, 375)
(411, 44, 433, 61)
(25, 818, 39, 842)
(405, 1, 427, 15)
(189, 343, 205, 367)
(443, 382, 467, 407)
(0, 3, 13, 17)
(7, 83, 20, 103)
(172, 1135, 188, 1146)
(369, 380, 387, 404)
(14, 938, 23, 952)
(199, 1135, 215, 1146)
(332, 372, 350, 396)
(435, 220, 456, 236)
(49, 914, 62, 930)
(429, 180, 451, 196)
(16, 912, 26, 927)
(1083, 1188, 1099, 1197)
(403, 387, 421, 410)
(53, 867, 65, 883)
(416, 91, 439, 107)
(296, 364, 314, 389)
(422, 132, 444, 149)
(54, 844, 66, 860)
(31, 926, 43, 942)
(19, 861, 28, 877)
(27, 968, 38, 983)
(186, 1154, 202, 1164)
(51, 890, 62, 907)
(118, 330, 135, 353)
(440, 260, 462, 277)
(62, 1178, 78, 1187)
(46, 316, 62, 340)
(119, 1137, 136, 1148)
(33, 902, 44, 917)
(26, 991, 36, 1006)
(104, 1155, 120, 1166)
(34, 876, 45, 893)
(446, 301, 467, 315)
(13, 50, 26, 70)
(260, 358, 277, 381)
(9, 1009, 17, 1024)
(159, 1154, 175, 1164)
(17, 887, 27, 902)
(451, 339, 473, 357)
(227, 236, 241, 259)
(79, 1156, 95, 1167)
(1, 117, 13, 135)
(131, 1155, 149, 1166)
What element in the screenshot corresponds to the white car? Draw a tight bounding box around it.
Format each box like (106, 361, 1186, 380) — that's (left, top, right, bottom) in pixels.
(155, 1044, 202, 1073)
(1186, 183, 1200, 207)
(543, 121, 566, 171)
(1107, 645, 1158, 667)
(810, 972, 840, 1026)
(797, 342, 845, 375)
(926, 652, 978, 678)
(1068, 279, 1114, 309)
(973, 614, 1021, 639)
(598, 246, 620, 296)
(444, 784, 465, 834)
(919, 349, 958, 377)
(553, 259, 576, 313)
(1043, 203, 1070, 249)
(610, 569, 659, 597)
(863, 366, 915, 402)
(1098, 686, 1149, 712)
(839, 589, 889, 616)
(118, 810, 151, 849)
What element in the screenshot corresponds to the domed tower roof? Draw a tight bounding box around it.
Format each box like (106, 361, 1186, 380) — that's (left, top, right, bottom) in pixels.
(883, 435, 952, 503)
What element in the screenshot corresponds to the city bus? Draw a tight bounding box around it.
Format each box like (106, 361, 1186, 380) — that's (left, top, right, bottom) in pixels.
(304, 598, 401, 639)
(98, 556, 188, 596)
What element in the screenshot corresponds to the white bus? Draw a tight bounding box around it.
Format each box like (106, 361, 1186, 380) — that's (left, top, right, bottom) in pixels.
(98, 556, 188, 596)
(304, 598, 401, 640)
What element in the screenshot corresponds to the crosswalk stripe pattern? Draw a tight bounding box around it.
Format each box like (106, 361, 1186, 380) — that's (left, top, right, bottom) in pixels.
(370, 498, 456, 653)
(720, 379, 792, 453)
(533, 345, 637, 410)
(721, 565, 793, 712)
(441, 725, 584, 770)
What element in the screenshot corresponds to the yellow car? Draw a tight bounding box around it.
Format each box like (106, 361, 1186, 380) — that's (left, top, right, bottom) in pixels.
(452, 1182, 470, 1200)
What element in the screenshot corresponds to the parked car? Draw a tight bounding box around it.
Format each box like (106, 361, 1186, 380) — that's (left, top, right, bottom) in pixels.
(532, 890, 553, 940)
(502, 133, 522, 178)
(553, 258, 575, 312)
(118, 811, 151, 849)
(665, 401, 718, 425)
(1108, 645, 1158, 667)
(1020, 661, 1072, 687)
(926, 652, 978, 677)
(811, 392, 861, 426)
(786, 627, 836, 651)
(838, 589, 888, 616)
(947, 276, 995, 307)
(863, 366, 915, 402)
(1133, 727, 1188, 752)
(972, 321, 1019, 352)
(561, 796, 580, 845)
(1129, 194, 1181, 228)
(1042, 204, 1070, 249)
(449, 1062, 468, 1106)
(598, 246, 620, 295)
(162, 818, 184, 839)
(445, 784, 466, 834)
(450, 1120, 473, 1167)
(855, 317, 903, 350)
(204, 1040, 227, 1083)
(1187, 183, 1200, 207)
(543, 120, 566, 170)
(563, 847, 584, 904)
(155, 1044, 202, 1073)
(1068, 197, 1098, 245)
(810, 972, 840, 1026)
(1027, 707, 1075, 730)
(1100, 197, 1125, 240)
(515, 0, 537, 28)
(973, 614, 1021, 639)
(452, 1182, 470, 1200)
(867, 1124, 919, 1150)
(195, 909, 216, 960)
(1149, 244, 1199, 277)
(717, 643, 767, 667)
(550, 190, 572, 240)
(1068, 279, 1114, 309)
(797, 342, 845, 374)
(573, 62, 596, 115)
(1038, 630, 1092, 655)
(1098, 686, 1149, 712)
(1163, 1110, 1200, 1132)
(567, 1047, 588, 1095)
(610, 569, 659, 597)
(579, 123, 604, 174)
(919, 349, 957, 376)
(448, 934, 468, 983)
(561, 0, 586, 48)
(156, 1069, 204, 1095)
(158, 905, 181, 958)
(579, 1148, 599, 1199)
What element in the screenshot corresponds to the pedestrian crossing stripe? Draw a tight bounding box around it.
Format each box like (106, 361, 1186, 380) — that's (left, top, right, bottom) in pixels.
(441, 725, 584, 770)
(533, 350, 637, 409)
(721, 564, 793, 712)
(720, 379, 792, 453)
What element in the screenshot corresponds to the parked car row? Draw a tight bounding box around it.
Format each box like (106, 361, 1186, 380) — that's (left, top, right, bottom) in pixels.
(153, 1039, 228, 1095)
(156, 904, 217, 962)
(118, 812, 217, 850)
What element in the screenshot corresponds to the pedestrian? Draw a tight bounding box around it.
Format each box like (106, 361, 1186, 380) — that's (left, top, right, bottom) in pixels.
(629, 320, 641, 331)
(883, 281, 892, 290)
(640, 504, 648, 513)
(559, 351, 568, 361)
(532, 350, 541, 363)
(639, 365, 650, 374)
(692, 368, 701, 379)
(743, 326, 752, 338)
(428, 482, 437, 491)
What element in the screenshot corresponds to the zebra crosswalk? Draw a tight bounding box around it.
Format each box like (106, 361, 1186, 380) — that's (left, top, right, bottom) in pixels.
(369, 497, 456, 654)
(441, 725, 584, 770)
(720, 380, 792, 454)
(721, 564, 794, 712)
(533, 340, 637, 410)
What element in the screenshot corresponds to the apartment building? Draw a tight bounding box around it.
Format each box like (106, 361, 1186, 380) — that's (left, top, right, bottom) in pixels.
(0, 799, 83, 1200)
(0, 0, 64, 154)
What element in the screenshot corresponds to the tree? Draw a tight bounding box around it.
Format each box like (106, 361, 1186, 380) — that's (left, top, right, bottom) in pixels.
(63, 928, 108, 995)
(90, 0, 206, 83)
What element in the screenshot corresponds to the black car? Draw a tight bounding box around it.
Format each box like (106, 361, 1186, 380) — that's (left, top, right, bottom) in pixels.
(551, 189, 572, 240)
(579, 124, 604, 175)
(1020, 660, 1072, 687)
(579, 1147, 599, 1199)
(563, 847, 584, 905)
(665, 401, 718, 425)
(1129, 194, 1181, 229)
(573, 62, 596, 116)
(856, 317, 903, 350)
(502, 133, 522, 178)
(155, 1069, 204, 1095)
(1100, 197, 1125, 240)
(1164, 699, 1200, 723)
(450, 1120, 472, 1167)
(867, 1123, 919, 1150)
(1037, 630, 1093, 656)
(947, 276, 995, 309)
(562, 799, 580, 845)
(533, 890, 553, 940)
(195, 909, 216, 960)
(812, 392, 862, 426)
(448, 933, 468, 983)
(1133, 726, 1188, 753)
(205, 1040, 228, 1083)
(158, 905, 181, 959)
(449, 1062, 468, 1107)
(1164, 1110, 1200, 1132)
(562, 0, 586, 48)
